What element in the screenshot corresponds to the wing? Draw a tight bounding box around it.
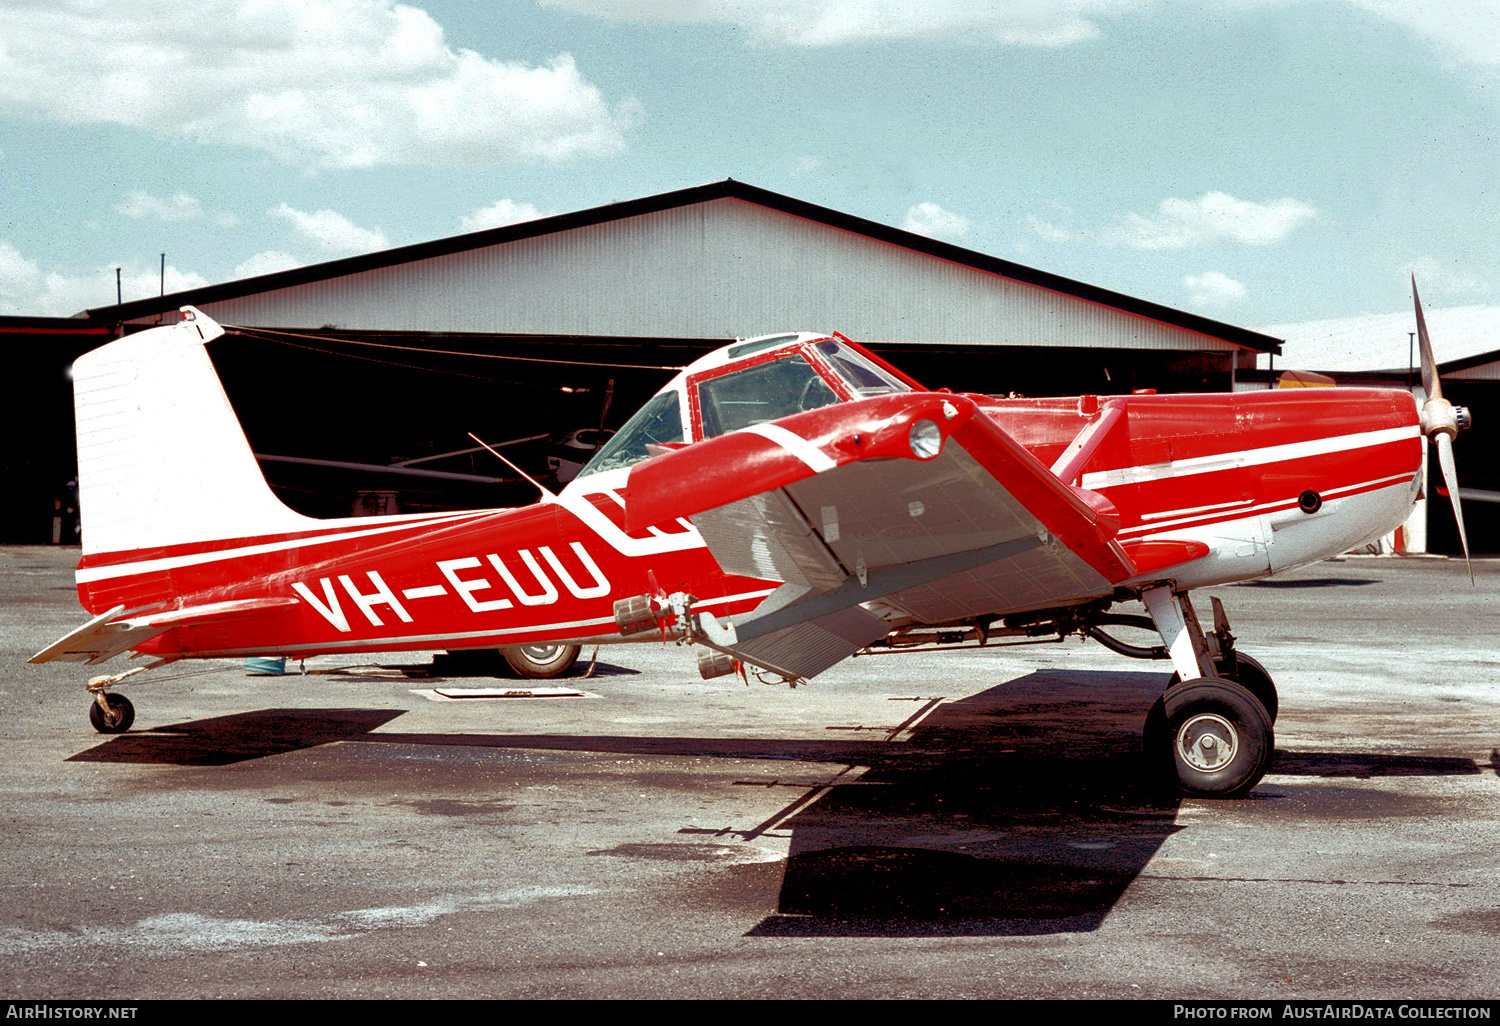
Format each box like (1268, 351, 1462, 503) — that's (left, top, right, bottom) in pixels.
(625, 394, 1136, 679)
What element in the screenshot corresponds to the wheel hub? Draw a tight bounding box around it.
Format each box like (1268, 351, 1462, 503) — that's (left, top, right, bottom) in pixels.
(1176, 712, 1239, 771)
(519, 644, 561, 661)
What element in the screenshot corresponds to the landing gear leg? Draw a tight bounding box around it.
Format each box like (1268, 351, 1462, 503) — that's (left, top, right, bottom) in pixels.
(1142, 585, 1273, 797)
(1158, 594, 1279, 723)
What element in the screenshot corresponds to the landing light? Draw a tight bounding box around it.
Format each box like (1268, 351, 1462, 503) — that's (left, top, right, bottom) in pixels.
(909, 419, 942, 459)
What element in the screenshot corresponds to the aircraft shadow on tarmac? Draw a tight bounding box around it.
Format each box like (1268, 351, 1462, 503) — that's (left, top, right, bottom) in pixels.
(302, 658, 641, 681)
(1232, 577, 1379, 589)
(746, 669, 1185, 937)
(66, 668, 1486, 937)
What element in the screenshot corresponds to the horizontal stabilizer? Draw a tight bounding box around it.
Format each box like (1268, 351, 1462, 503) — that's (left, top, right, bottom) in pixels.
(29, 597, 300, 665)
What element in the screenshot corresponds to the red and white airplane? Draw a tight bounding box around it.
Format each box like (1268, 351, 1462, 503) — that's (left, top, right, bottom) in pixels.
(32, 281, 1471, 799)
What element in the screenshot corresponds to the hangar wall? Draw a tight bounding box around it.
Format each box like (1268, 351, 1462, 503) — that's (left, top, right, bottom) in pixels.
(168, 198, 1239, 354)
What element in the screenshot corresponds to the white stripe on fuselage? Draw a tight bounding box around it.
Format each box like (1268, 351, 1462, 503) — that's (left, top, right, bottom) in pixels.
(1119, 471, 1416, 539)
(75, 509, 498, 584)
(1080, 425, 1419, 490)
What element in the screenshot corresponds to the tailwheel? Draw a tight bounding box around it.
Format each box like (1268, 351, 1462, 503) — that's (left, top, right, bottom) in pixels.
(501, 643, 581, 679)
(88, 692, 134, 734)
(1159, 677, 1273, 798)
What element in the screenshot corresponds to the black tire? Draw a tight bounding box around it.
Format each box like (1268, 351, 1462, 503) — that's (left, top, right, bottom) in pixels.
(500, 643, 581, 679)
(1226, 653, 1277, 724)
(1168, 653, 1278, 723)
(1161, 677, 1273, 798)
(88, 693, 134, 734)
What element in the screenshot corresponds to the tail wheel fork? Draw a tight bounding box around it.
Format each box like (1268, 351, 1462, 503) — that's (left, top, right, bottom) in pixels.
(1140, 585, 1275, 797)
(85, 666, 147, 734)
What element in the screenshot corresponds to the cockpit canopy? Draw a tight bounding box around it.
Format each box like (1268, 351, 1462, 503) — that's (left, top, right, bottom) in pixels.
(574, 332, 915, 481)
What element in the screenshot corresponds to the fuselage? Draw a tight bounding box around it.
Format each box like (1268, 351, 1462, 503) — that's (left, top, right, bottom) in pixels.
(72, 331, 1423, 662)
(980, 387, 1422, 589)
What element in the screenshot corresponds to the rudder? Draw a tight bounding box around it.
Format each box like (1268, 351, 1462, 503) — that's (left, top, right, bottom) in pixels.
(73, 307, 316, 556)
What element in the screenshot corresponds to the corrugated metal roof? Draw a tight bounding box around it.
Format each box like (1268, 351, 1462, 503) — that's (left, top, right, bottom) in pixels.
(87, 180, 1281, 354)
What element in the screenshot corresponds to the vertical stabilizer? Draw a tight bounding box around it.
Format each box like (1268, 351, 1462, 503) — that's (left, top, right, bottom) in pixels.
(73, 307, 316, 556)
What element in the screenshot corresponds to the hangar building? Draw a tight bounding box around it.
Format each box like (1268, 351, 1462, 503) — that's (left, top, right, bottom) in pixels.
(5, 180, 1284, 542)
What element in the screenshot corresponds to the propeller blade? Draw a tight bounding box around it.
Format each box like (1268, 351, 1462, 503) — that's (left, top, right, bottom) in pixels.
(1433, 432, 1474, 584)
(1412, 274, 1441, 402)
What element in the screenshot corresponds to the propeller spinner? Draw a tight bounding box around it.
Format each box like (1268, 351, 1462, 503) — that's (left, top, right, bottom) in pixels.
(1412, 275, 1475, 582)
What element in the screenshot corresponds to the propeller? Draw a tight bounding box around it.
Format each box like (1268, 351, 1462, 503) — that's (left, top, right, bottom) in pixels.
(1412, 275, 1475, 582)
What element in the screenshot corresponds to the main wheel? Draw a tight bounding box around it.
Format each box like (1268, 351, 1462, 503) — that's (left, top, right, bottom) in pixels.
(1161, 677, 1273, 798)
(1168, 653, 1278, 723)
(88, 693, 134, 734)
(1225, 653, 1277, 724)
(501, 643, 581, 679)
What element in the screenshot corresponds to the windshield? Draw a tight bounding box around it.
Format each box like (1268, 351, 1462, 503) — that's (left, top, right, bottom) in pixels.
(696, 355, 841, 438)
(575, 390, 684, 478)
(813, 339, 909, 397)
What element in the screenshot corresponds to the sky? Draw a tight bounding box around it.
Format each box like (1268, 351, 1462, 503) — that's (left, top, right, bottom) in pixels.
(1, 0, 1497, 364)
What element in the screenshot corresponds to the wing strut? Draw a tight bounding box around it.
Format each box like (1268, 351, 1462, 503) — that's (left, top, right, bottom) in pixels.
(1050, 399, 1127, 485)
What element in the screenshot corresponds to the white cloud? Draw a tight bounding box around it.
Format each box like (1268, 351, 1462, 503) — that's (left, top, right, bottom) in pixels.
(0, 0, 638, 169)
(116, 190, 238, 226)
(1343, 0, 1500, 68)
(269, 204, 388, 255)
(901, 201, 972, 242)
(1185, 270, 1247, 308)
(1403, 256, 1496, 301)
(116, 191, 205, 221)
(1033, 192, 1318, 250)
(543, 0, 1500, 67)
(0, 240, 209, 316)
(0, 241, 45, 312)
(460, 199, 550, 233)
(233, 251, 304, 280)
(790, 155, 825, 175)
(1109, 192, 1318, 250)
(542, 0, 1142, 47)
(1025, 215, 1078, 243)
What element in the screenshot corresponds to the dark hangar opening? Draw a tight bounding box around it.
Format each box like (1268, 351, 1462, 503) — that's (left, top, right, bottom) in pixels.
(208, 328, 717, 517)
(207, 327, 1239, 520)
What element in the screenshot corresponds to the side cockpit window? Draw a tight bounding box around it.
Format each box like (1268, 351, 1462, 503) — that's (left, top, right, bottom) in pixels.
(697, 356, 840, 438)
(814, 339, 909, 397)
(575, 390, 684, 478)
